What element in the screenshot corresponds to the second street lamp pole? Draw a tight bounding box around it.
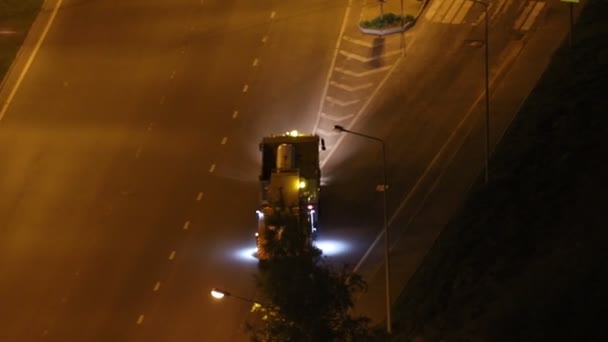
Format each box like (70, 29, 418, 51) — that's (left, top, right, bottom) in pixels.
(473, 0, 490, 183)
(333, 125, 392, 334)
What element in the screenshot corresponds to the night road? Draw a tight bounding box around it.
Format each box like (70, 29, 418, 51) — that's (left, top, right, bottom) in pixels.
(0, 0, 574, 340)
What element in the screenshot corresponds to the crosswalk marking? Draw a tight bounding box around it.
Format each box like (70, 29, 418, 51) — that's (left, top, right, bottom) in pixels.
(442, 0, 465, 23)
(514, 2, 534, 29)
(521, 2, 545, 31)
(425, 0, 443, 20)
(425, 0, 482, 25)
(513, 1, 545, 32)
(435, 0, 453, 21)
(453, 1, 473, 24)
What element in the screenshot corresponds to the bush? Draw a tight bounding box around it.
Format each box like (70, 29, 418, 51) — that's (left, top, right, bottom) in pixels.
(360, 13, 414, 29)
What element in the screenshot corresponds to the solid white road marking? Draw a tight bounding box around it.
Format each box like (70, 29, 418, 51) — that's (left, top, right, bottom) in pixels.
(196, 192, 204, 201)
(153, 282, 161, 291)
(169, 251, 176, 260)
(311, 3, 352, 134)
(136, 315, 144, 325)
(242, 84, 249, 93)
(221, 137, 228, 145)
(232, 110, 239, 119)
(0, 0, 64, 121)
(209, 164, 216, 173)
(183, 221, 190, 230)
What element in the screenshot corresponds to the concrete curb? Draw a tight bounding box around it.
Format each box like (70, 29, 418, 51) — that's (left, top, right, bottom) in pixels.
(357, 0, 430, 36)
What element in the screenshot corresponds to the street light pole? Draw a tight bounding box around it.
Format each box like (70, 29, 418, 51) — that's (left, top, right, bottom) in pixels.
(473, 0, 490, 183)
(333, 125, 392, 334)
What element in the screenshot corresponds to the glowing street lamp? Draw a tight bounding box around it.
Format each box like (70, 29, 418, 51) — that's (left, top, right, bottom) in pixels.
(210, 288, 263, 306)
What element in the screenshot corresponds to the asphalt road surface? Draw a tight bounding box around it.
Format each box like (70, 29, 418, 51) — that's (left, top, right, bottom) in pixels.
(0, 0, 346, 341)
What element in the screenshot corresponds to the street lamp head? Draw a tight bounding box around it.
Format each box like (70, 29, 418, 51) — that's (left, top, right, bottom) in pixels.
(333, 125, 346, 132)
(210, 288, 229, 299)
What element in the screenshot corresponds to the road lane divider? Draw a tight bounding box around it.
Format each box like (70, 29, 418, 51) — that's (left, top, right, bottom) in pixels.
(153, 282, 161, 292)
(311, 1, 352, 134)
(221, 137, 228, 145)
(270, 11, 276, 19)
(232, 110, 239, 119)
(183, 221, 190, 230)
(136, 314, 144, 325)
(196, 192, 204, 201)
(209, 164, 216, 173)
(242, 84, 249, 93)
(252, 58, 259, 67)
(168, 251, 176, 260)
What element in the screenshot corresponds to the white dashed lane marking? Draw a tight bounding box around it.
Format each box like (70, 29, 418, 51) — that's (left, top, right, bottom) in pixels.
(221, 137, 228, 145)
(232, 110, 239, 119)
(136, 315, 144, 325)
(209, 164, 216, 173)
(196, 192, 204, 201)
(183, 221, 190, 230)
(242, 84, 249, 93)
(168, 251, 176, 260)
(153, 282, 161, 292)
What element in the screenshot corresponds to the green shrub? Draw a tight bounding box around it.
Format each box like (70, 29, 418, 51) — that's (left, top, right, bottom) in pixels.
(359, 12, 414, 29)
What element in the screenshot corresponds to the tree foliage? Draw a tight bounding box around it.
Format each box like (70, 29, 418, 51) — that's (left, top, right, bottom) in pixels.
(249, 204, 378, 341)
